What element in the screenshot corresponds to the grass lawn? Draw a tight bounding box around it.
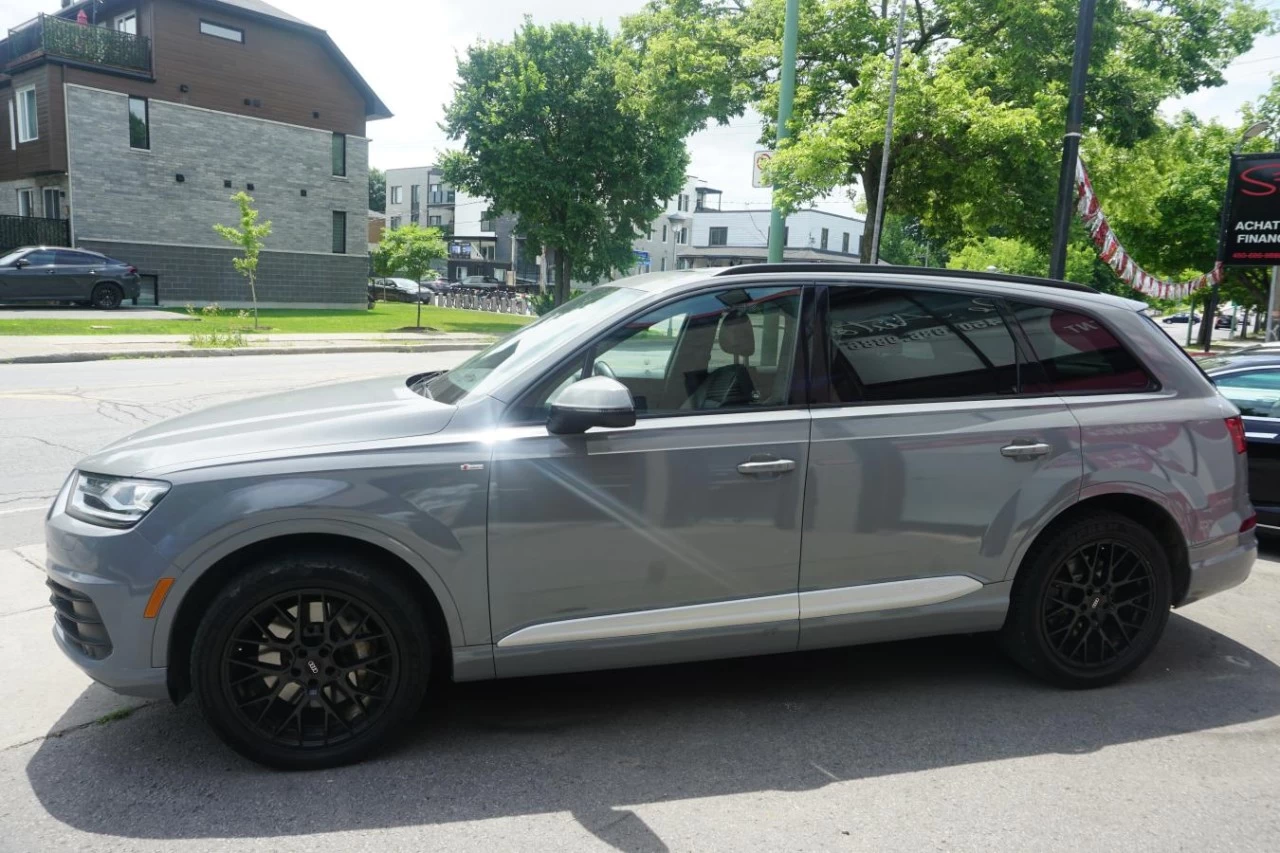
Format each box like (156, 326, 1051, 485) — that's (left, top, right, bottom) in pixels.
(0, 303, 533, 337)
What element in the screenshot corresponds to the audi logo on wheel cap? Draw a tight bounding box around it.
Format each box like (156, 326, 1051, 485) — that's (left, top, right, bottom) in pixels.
(307, 660, 319, 675)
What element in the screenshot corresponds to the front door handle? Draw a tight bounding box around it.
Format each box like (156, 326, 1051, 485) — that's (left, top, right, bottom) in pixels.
(737, 458, 796, 475)
(1001, 442, 1052, 460)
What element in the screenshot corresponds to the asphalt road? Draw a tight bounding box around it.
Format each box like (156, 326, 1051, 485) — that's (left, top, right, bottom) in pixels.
(1, 353, 1279, 851)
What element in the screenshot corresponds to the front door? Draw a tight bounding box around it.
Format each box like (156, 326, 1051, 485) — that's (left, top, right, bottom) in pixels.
(798, 283, 1082, 650)
(0, 248, 59, 302)
(488, 283, 811, 676)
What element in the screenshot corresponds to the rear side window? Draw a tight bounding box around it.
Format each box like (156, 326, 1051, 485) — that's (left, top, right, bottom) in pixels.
(1009, 301, 1152, 393)
(824, 286, 1020, 403)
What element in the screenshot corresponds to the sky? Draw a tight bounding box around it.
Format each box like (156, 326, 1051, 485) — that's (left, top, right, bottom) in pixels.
(2, 0, 1277, 220)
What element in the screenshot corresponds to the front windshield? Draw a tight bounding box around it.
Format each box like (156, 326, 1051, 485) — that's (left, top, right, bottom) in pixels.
(424, 286, 648, 404)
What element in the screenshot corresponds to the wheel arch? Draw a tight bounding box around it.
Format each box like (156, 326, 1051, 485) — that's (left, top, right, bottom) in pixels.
(1006, 490, 1191, 606)
(159, 522, 464, 702)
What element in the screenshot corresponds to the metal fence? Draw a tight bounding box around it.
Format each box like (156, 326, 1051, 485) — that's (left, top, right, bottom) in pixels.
(6, 14, 151, 72)
(0, 214, 71, 254)
(431, 289, 537, 316)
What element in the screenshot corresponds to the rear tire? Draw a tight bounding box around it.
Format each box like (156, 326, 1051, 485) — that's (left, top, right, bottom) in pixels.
(91, 283, 123, 310)
(190, 552, 430, 770)
(1001, 512, 1172, 688)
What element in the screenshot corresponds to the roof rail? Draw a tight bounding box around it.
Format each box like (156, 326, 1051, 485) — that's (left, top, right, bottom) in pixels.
(709, 263, 1099, 294)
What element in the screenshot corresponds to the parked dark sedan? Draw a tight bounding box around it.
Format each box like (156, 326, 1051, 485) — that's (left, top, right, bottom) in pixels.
(1204, 350, 1280, 530)
(368, 277, 437, 304)
(0, 246, 140, 309)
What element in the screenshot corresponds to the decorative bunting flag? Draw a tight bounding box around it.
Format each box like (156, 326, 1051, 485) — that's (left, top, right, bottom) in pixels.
(1075, 158, 1223, 300)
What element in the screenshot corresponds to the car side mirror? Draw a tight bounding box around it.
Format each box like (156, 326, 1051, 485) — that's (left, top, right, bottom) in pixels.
(547, 376, 636, 435)
(13, 258, 29, 268)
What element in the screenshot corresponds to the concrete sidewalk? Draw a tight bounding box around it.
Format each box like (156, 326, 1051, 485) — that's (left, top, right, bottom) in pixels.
(0, 331, 493, 364)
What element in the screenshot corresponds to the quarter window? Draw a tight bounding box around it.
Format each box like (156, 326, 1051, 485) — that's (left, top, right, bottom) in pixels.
(824, 286, 1020, 403)
(128, 96, 149, 149)
(1009, 302, 1152, 393)
(16, 86, 36, 143)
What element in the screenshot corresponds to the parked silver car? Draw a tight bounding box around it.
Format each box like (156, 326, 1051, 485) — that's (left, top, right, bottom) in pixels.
(45, 264, 1256, 769)
(0, 246, 140, 308)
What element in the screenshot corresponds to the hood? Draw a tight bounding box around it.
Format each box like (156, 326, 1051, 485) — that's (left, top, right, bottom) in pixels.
(79, 376, 456, 477)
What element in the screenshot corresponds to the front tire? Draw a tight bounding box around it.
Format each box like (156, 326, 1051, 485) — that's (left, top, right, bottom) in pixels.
(190, 552, 430, 770)
(91, 282, 123, 310)
(1001, 512, 1172, 688)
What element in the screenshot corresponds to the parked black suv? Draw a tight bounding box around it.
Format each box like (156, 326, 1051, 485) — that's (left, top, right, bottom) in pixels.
(0, 246, 140, 309)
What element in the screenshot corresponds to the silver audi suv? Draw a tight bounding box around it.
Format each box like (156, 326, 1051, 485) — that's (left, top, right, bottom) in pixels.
(45, 264, 1256, 768)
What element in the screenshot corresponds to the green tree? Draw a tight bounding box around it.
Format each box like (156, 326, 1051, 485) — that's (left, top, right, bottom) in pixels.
(369, 167, 386, 213)
(624, 0, 1271, 261)
(212, 192, 271, 329)
(876, 214, 947, 267)
(442, 20, 689, 305)
(379, 224, 447, 329)
(947, 235, 1096, 284)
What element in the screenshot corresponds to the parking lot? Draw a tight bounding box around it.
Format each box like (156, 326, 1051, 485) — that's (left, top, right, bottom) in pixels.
(1, 353, 1278, 852)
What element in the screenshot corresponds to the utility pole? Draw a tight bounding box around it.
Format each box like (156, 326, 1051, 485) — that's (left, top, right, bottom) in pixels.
(767, 0, 800, 264)
(1048, 0, 1098, 280)
(868, 0, 908, 266)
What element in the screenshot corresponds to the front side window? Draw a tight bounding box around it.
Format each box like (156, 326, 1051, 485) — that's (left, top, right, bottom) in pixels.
(709, 226, 728, 246)
(1214, 370, 1280, 419)
(16, 188, 33, 217)
(24, 249, 56, 265)
(331, 133, 346, 177)
(16, 87, 36, 143)
(510, 285, 804, 422)
(331, 211, 347, 254)
(128, 96, 149, 149)
(1009, 301, 1152, 394)
(824, 286, 1020, 404)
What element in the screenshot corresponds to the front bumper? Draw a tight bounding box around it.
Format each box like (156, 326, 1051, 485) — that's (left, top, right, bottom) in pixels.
(1181, 529, 1257, 606)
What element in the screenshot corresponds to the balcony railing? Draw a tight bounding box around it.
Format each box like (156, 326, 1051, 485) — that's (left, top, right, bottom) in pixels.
(6, 14, 151, 74)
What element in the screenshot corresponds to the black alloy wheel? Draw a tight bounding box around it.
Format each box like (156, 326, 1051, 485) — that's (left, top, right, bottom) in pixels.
(222, 589, 400, 750)
(91, 283, 122, 310)
(1039, 540, 1155, 670)
(192, 554, 430, 769)
(1001, 511, 1171, 688)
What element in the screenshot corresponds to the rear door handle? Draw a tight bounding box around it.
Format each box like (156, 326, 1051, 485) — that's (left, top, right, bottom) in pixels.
(1001, 442, 1052, 460)
(737, 458, 796, 475)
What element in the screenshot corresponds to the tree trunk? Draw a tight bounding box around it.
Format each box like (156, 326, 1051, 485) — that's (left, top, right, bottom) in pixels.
(858, 159, 880, 264)
(538, 244, 547, 294)
(554, 250, 570, 306)
(248, 272, 259, 329)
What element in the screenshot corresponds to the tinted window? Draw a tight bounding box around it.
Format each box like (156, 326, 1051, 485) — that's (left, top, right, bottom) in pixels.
(1215, 369, 1280, 418)
(510, 286, 803, 422)
(825, 287, 1019, 403)
(1010, 302, 1151, 393)
(24, 250, 56, 265)
(54, 250, 93, 265)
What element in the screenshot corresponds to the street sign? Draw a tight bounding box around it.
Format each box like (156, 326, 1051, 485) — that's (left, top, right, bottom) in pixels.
(1220, 152, 1280, 266)
(752, 150, 773, 188)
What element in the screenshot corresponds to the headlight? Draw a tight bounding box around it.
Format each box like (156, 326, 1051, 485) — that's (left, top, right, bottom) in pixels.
(66, 472, 170, 528)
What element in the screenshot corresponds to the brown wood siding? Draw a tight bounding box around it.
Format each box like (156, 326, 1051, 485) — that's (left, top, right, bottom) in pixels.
(0, 65, 59, 179)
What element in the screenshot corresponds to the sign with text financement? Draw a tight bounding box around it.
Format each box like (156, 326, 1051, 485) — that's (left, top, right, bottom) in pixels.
(1221, 152, 1280, 266)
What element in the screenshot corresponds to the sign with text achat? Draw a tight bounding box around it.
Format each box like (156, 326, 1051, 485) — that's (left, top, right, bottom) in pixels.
(1221, 152, 1280, 266)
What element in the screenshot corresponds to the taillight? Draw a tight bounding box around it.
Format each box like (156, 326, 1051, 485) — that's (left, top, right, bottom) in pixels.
(1226, 416, 1247, 454)
(126, 266, 138, 275)
(1241, 513, 1258, 533)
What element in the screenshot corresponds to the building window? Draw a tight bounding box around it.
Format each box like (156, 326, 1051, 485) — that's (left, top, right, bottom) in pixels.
(200, 20, 244, 43)
(15, 87, 36, 143)
(390, 186, 403, 205)
(332, 211, 347, 253)
(675, 227, 688, 245)
(331, 133, 346, 177)
(648, 226, 654, 241)
(128, 96, 149, 149)
(17, 188, 34, 217)
(708, 226, 728, 247)
(661, 225, 668, 242)
(410, 212, 419, 224)
(42, 188, 62, 219)
(660, 257, 666, 271)
(480, 211, 495, 231)
(677, 193, 690, 212)
(410, 185, 420, 207)
(842, 232, 850, 254)
(8, 100, 15, 151)
(114, 10, 137, 34)
(429, 215, 442, 226)
(820, 228, 829, 250)
(429, 182, 441, 203)
(389, 215, 401, 229)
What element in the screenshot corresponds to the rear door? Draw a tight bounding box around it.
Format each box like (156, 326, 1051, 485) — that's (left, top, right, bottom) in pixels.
(798, 283, 1082, 650)
(53, 250, 100, 302)
(1211, 367, 1280, 519)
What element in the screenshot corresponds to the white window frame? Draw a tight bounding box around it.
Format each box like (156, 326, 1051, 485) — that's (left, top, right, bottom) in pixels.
(17, 188, 34, 217)
(200, 20, 244, 43)
(7, 100, 15, 151)
(15, 86, 37, 143)
(114, 10, 138, 34)
(390, 186, 403, 205)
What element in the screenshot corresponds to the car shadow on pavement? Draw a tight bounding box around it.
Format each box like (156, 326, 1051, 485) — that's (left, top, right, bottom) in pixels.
(25, 613, 1280, 853)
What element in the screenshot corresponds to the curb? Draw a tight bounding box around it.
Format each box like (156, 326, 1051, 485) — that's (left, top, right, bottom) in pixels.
(0, 341, 488, 365)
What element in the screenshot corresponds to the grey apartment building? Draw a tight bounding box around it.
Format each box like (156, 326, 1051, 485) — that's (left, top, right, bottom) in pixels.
(0, 0, 388, 307)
